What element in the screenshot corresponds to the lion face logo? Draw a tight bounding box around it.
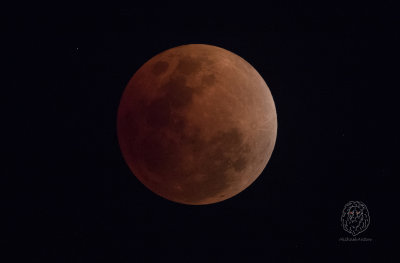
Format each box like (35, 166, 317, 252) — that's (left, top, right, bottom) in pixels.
(341, 201, 370, 236)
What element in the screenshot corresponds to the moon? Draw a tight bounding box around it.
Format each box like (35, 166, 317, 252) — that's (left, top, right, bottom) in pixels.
(117, 44, 277, 205)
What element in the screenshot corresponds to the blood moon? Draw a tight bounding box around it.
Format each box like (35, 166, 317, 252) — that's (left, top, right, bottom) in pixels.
(117, 44, 277, 205)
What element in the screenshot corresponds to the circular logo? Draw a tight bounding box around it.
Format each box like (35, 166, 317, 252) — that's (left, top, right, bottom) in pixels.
(341, 201, 370, 236)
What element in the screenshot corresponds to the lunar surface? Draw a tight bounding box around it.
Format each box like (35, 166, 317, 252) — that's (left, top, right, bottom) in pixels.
(117, 44, 277, 205)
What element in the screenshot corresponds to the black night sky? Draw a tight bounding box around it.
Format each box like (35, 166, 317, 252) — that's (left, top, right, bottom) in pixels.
(3, 4, 398, 262)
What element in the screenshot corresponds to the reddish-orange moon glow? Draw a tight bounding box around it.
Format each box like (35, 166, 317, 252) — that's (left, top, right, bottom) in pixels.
(117, 44, 277, 205)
